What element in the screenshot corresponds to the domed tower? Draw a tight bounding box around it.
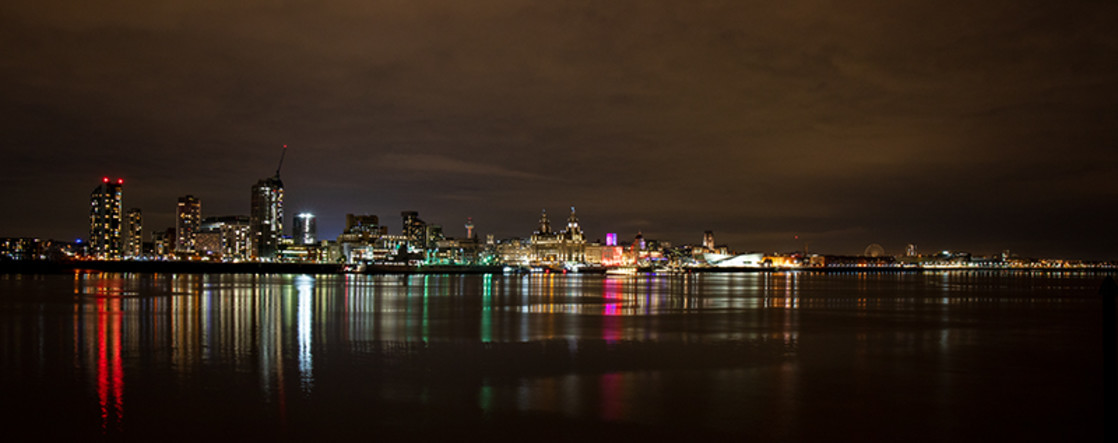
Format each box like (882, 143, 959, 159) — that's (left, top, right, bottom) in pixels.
(565, 206, 583, 240)
(536, 209, 551, 235)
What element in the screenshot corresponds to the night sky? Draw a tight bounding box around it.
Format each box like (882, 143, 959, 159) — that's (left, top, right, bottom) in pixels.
(2, 1, 1115, 259)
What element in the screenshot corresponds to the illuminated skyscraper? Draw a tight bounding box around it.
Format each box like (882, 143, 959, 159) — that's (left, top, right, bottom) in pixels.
(465, 217, 475, 240)
(175, 195, 201, 254)
(251, 146, 287, 260)
(294, 213, 317, 245)
(401, 211, 426, 248)
(89, 177, 123, 258)
(251, 177, 284, 259)
(126, 208, 143, 258)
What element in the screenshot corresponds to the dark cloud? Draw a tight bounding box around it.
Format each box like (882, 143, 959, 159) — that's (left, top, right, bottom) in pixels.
(1, 0, 1115, 259)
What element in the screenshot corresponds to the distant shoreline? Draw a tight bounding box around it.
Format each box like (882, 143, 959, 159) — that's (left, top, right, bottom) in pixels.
(1, 260, 1113, 275)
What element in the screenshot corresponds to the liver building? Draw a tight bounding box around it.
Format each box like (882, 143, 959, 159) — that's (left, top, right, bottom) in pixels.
(530, 207, 586, 265)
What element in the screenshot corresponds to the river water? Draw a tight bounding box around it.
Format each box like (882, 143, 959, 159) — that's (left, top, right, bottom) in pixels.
(0, 271, 1107, 441)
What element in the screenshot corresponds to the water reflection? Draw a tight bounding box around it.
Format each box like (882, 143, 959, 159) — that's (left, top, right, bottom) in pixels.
(296, 275, 313, 393)
(92, 298, 123, 433)
(0, 270, 1102, 440)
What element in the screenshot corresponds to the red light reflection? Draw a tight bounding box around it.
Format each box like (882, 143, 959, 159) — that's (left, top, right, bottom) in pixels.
(96, 298, 124, 434)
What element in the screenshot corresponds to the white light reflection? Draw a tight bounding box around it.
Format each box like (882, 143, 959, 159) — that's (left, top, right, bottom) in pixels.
(295, 275, 314, 393)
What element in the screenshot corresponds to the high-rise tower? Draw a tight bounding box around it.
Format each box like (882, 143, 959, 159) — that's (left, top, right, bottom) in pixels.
(401, 211, 426, 248)
(126, 208, 143, 258)
(89, 177, 123, 258)
(294, 213, 317, 245)
(251, 146, 286, 259)
(251, 177, 284, 259)
(176, 195, 201, 254)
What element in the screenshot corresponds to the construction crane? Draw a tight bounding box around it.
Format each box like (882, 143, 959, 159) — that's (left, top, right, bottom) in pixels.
(275, 144, 287, 179)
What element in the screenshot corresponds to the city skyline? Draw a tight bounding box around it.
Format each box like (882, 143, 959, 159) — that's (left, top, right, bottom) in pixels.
(2, 1, 1116, 260)
(56, 173, 1112, 264)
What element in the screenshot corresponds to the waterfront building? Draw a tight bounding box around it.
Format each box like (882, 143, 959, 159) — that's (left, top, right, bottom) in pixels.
(530, 209, 557, 263)
(195, 231, 222, 258)
(339, 214, 384, 242)
(343, 234, 411, 263)
(198, 216, 251, 260)
(425, 224, 444, 249)
(703, 230, 715, 251)
(126, 208, 143, 258)
(250, 176, 284, 259)
(152, 231, 164, 257)
(338, 214, 385, 263)
(424, 218, 480, 265)
(702, 252, 766, 268)
(0, 238, 43, 261)
(175, 195, 201, 255)
(496, 238, 532, 266)
(583, 242, 604, 265)
(153, 228, 175, 258)
(530, 207, 586, 265)
(294, 213, 317, 245)
(221, 222, 251, 260)
(89, 177, 123, 258)
(624, 232, 669, 265)
(277, 243, 326, 263)
(401, 211, 426, 251)
(601, 245, 625, 266)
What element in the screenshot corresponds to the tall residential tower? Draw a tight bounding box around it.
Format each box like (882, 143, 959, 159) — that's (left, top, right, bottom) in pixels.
(89, 177, 123, 258)
(126, 208, 143, 258)
(251, 146, 287, 259)
(251, 177, 284, 259)
(175, 195, 201, 254)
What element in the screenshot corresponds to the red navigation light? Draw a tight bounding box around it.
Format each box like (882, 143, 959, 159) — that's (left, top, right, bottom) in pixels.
(102, 177, 109, 183)
(117, 179, 124, 184)
(283, 144, 287, 148)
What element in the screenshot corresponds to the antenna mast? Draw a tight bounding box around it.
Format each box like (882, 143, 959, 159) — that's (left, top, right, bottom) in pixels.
(275, 144, 287, 178)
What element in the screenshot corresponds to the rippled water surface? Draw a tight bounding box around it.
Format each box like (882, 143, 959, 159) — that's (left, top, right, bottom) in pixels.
(0, 271, 1107, 441)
